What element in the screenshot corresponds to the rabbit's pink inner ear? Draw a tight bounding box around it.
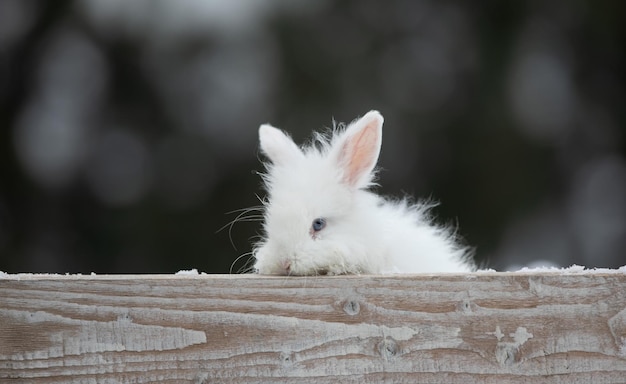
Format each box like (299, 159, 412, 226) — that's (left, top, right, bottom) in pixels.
(339, 114, 382, 188)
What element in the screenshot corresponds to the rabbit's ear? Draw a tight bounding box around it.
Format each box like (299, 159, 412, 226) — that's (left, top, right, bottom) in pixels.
(259, 124, 303, 165)
(335, 110, 383, 189)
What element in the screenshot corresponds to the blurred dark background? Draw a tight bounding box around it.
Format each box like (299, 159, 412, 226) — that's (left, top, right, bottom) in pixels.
(1, 1, 624, 274)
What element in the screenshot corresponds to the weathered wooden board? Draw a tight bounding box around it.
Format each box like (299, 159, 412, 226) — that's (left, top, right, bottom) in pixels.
(1, 273, 625, 383)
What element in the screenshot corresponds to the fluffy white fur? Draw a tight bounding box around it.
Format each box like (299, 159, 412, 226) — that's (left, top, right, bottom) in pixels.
(253, 110, 474, 275)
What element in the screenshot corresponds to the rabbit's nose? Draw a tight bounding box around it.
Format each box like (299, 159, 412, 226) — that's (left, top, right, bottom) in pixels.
(281, 259, 291, 273)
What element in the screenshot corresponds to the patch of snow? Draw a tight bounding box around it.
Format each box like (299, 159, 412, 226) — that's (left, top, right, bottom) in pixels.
(175, 268, 200, 275)
(488, 326, 505, 341)
(511, 327, 533, 345)
(514, 264, 626, 274)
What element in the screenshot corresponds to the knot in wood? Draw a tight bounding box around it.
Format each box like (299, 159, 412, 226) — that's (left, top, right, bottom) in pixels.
(378, 338, 399, 360)
(495, 343, 519, 366)
(279, 351, 294, 367)
(343, 299, 360, 316)
(458, 299, 473, 313)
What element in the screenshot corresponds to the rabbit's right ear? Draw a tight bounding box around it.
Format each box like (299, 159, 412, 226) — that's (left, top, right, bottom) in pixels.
(259, 124, 303, 165)
(333, 110, 383, 189)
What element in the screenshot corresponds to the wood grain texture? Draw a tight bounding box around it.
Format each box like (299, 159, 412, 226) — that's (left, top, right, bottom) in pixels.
(1, 273, 625, 383)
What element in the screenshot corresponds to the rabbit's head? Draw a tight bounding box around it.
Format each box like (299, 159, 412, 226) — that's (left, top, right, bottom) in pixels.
(254, 111, 386, 275)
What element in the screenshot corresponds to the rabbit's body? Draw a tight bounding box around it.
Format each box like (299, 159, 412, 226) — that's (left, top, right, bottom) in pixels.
(253, 110, 473, 275)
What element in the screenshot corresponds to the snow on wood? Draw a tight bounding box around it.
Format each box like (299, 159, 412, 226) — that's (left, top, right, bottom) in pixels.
(1, 272, 625, 383)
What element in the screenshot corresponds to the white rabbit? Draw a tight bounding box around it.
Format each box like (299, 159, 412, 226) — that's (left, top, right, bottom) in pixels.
(253, 110, 474, 275)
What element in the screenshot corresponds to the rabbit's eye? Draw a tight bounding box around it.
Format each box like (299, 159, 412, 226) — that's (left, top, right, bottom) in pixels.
(311, 218, 327, 232)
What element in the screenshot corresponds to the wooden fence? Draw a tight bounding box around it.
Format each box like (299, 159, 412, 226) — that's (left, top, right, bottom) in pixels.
(1, 272, 625, 383)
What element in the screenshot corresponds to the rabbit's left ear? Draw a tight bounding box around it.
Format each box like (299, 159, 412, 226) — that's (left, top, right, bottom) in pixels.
(334, 110, 383, 189)
(259, 124, 303, 166)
